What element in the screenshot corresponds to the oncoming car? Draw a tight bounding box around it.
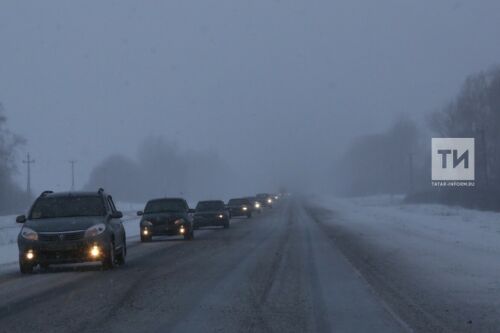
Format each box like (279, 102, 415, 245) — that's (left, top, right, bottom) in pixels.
(245, 197, 263, 214)
(256, 193, 273, 208)
(138, 198, 195, 242)
(227, 198, 253, 218)
(16, 189, 127, 274)
(193, 200, 230, 229)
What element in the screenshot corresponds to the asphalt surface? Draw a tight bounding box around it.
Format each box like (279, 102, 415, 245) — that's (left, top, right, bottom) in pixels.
(0, 199, 408, 333)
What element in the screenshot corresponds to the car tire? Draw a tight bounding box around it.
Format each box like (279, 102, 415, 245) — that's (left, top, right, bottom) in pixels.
(102, 242, 115, 270)
(116, 239, 126, 266)
(184, 228, 194, 240)
(19, 261, 34, 274)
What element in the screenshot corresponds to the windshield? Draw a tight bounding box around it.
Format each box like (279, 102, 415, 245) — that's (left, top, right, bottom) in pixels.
(144, 200, 187, 214)
(30, 196, 106, 219)
(228, 199, 248, 206)
(196, 201, 224, 211)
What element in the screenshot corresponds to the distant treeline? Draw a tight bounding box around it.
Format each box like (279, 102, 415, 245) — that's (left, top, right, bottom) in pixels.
(335, 66, 500, 210)
(0, 104, 32, 214)
(84, 137, 235, 203)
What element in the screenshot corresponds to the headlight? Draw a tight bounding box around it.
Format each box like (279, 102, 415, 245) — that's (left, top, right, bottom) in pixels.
(21, 227, 38, 241)
(84, 223, 106, 238)
(255, 203, 261, 208)
(26, 250, 35, 260)
(218, 214, 224, 219)
(242, 206, 248, 211)
(267, 198, 272, 204)
(142, 220, 153, 227)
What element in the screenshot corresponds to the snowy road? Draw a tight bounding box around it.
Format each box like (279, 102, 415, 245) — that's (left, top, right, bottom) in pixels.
(0, 199, 406, 333)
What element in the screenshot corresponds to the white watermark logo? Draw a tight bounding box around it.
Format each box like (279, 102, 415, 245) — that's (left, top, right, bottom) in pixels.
(431, 138, 475, 187)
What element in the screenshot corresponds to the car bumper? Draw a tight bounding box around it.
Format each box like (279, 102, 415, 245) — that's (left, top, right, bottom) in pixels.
(141, 224, 187, 237)
(18, 238, 111, 265)
(194, 218, 227, 227)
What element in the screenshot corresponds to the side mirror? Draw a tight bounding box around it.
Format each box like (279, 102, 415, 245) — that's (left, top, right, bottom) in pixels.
(137, 211, 144, 216)
(16, 215, 26, 223)
(111, 211, 123, 219)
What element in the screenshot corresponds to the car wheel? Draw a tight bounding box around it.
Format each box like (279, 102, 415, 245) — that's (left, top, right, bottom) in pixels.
(102, 242, 115, 270)
(19, 261, 34, 274)
(184, 228, 194, 240)
(116, 239, 126, 266)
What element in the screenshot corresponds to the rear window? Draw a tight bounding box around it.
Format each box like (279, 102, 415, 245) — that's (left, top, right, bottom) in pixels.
(145, 199, 187, 214)
(30, 196, 106, 219)
(196, 201, 224, 211)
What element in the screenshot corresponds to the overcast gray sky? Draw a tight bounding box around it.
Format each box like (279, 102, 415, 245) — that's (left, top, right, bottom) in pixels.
(1, 0, 500, 194)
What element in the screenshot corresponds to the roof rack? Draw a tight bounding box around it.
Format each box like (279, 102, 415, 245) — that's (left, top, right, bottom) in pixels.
(40, 191, 54, 197)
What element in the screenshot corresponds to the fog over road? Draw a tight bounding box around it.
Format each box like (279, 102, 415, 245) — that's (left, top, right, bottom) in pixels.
(0, 199, 411, 333)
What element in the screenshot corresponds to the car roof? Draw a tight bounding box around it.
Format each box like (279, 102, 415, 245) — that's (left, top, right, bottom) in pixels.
(198, 200, 224, 204)
(40, 191, 104, 198)
(147, 197, 186, 203)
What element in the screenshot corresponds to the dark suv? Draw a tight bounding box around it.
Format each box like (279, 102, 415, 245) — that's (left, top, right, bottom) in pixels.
(227, 198, 253, 218)
(16, 189, 126, 274)
(138, 198, 195, 242)
(193, 200, 230, 229)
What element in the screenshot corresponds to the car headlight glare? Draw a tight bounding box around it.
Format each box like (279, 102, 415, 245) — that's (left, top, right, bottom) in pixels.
(242, 206, 248, 211)
(89, 245, 101, 258)
(218, 214, 224, 219)
(84, 223, 106, 238)
(255, 203, 261, 208)
(26, 250, 35, 260)
(21, 227, 38, 241)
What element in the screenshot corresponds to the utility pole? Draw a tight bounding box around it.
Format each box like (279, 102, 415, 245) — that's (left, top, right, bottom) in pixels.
(22, 153, 35, 196)
(69, 160, 77, 191)
(408, 152, 414, 194)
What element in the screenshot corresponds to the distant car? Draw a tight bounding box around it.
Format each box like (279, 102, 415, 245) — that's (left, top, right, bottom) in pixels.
(245, 197, 263, 214)
(256, 193, 273, 208)
(193, 200, 230, 229)
(138, 198, 195, 242)
(227, 198, 253, 218)
(16, 189, 127, 274)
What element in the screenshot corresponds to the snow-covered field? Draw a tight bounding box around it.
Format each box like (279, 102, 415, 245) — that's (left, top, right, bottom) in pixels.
(314, 195, 500, 332)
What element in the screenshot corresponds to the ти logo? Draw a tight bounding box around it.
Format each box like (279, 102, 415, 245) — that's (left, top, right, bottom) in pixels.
(432, 138, 475, 183)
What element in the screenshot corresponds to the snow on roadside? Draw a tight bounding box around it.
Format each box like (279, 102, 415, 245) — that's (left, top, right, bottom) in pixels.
(314, 194, 500, 321)
(316, 194, 500, 254)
